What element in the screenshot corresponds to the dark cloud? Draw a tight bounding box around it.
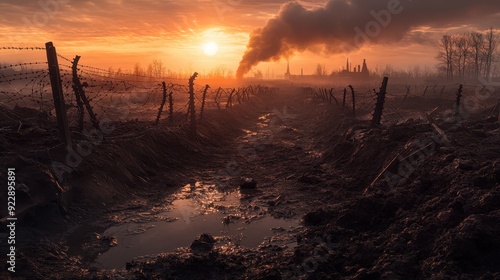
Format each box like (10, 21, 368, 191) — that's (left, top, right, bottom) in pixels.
(236, 0, 500, 78)
(0, 0, 323, 37)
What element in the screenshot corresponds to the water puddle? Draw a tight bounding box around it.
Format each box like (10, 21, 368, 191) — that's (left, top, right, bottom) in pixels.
(93, 182, 300, 269)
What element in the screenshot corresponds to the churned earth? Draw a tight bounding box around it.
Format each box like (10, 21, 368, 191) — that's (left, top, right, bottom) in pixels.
(1, 85, 499, 279)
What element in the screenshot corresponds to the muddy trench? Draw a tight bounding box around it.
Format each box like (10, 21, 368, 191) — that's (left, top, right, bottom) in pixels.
(67, 104, 314, 271)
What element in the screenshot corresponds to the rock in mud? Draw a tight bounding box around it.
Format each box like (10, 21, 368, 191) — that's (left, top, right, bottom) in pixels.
(240, 178, 257, 189)
(190, 233, 216, 253)
(304, 208, 330, 226)
(103, 236, 118, 247)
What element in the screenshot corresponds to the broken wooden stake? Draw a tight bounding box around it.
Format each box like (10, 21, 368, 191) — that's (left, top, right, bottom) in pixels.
(427, 115, 451, 146)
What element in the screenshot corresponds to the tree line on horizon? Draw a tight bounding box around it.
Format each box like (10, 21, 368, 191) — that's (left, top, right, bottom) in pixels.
(108, 61, 235, 80)
(437, 27, 499, 81)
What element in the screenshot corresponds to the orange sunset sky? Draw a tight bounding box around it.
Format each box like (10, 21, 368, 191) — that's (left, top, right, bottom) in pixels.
(1, 0, 500, 77)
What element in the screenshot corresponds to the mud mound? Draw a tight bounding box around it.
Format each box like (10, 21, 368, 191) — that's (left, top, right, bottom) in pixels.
(295, 113, 500, 278)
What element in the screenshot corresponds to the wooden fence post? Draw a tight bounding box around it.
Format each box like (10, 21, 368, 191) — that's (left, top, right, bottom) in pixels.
(248, 85, 254, 98)
(168, 88, 174, 124)
(236, 88, 242, 104)
(46, 42, 72, 150)
(455, 84, 463, 116)
(226, 88, 235, 108)
(200, 84, 210, 120)
(432, 83, 438, 95)
(349, 85, 356, 117)
(214, 87, 221, 109)
(188, 72, 198, 130)
(342, 88, 347, 109)
(371, 77, 389, 127)
(422, 85, 429, 96)
(156, 82, 168, 125)
(404, 85, 411, 101)
(440, 86, 445, 97)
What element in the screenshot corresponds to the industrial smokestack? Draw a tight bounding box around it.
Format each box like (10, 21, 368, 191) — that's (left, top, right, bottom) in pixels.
(236, 0, 500, 78)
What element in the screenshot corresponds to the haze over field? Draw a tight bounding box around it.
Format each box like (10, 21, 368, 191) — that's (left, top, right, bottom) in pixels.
(1, 0, 500, 76)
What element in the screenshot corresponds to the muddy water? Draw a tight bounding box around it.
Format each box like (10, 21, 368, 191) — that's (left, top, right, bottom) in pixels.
(94, 183, 300, 269)
(89, 112, 302, 269)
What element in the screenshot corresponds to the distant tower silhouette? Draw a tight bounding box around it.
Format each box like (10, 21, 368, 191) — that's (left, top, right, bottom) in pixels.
(284, 60, 291, 79)
(361, 59, 369, 77)
(340, 58, 370, 79)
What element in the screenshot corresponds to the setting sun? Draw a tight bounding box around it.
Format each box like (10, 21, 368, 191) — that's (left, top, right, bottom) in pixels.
(203, 42, 218, 56)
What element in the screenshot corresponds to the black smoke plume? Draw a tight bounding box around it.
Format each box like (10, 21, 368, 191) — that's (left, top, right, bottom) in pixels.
(236, 0, 500, 78)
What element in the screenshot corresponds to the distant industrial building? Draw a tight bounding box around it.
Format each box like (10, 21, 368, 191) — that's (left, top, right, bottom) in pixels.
(284, 61, 292, 80)
(338, 58, 369, 79)
(283, 58, 370, 81)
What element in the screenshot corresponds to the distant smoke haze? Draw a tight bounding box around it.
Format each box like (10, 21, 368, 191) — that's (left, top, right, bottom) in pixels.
(236, 0, 500, 78)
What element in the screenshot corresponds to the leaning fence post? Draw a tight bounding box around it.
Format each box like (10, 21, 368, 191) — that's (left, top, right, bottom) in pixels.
(72, 55, 100, 131)
(371, 77, 389, 127)
(71, 56, 85, 131)
(422, 85, 429, 96)
(46, 42, 72, 150)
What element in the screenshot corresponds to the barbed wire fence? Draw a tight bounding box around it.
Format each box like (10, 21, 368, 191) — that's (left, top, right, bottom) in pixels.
(0, 42, 280, 153)
(301, 76, 497, 127)
(3, 42, 495, 155)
